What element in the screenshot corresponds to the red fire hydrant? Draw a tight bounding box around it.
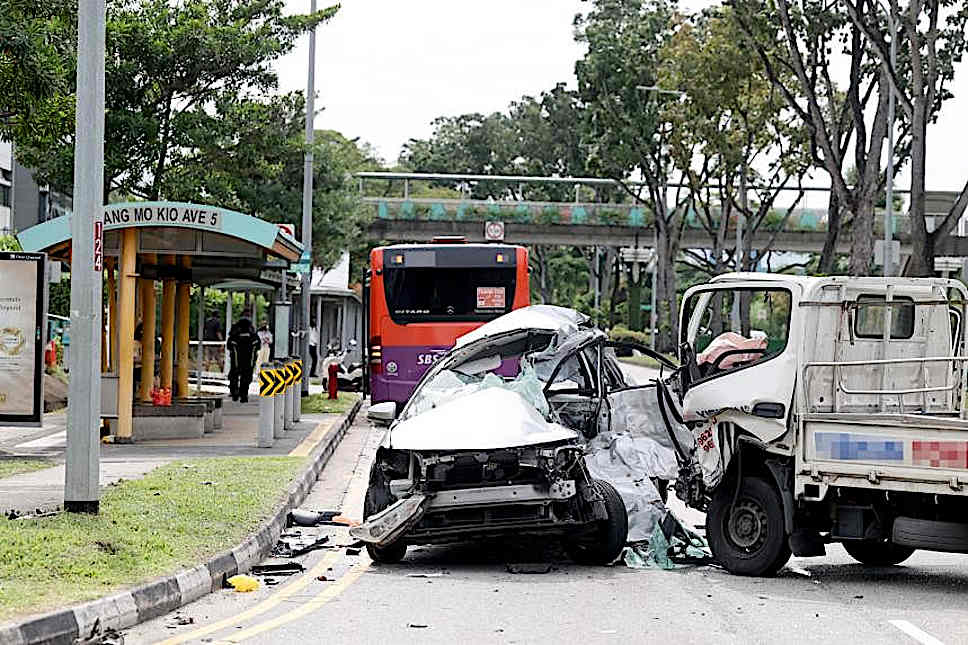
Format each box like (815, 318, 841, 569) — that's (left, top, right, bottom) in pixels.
(327, 362, 339, 400)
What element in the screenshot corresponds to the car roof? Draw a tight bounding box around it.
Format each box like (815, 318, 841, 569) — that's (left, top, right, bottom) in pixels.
(454, 305, 589, 348)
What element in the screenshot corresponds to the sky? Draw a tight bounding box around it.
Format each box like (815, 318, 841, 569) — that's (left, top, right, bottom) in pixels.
(275, 0, 968, 195)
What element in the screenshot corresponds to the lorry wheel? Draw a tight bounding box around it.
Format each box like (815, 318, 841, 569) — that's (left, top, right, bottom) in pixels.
(363, 471, 407, 564)
(842, 540, 915, 566)
(707, 476, 791, 577)
(566, 480, 629, 565)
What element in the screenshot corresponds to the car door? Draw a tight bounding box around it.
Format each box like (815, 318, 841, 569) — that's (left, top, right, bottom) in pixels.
(542, 339, 602, 438)
(677, 281, 799, 443)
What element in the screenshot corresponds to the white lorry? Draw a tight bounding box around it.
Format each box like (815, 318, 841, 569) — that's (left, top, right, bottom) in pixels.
(670, 273, 968, 576)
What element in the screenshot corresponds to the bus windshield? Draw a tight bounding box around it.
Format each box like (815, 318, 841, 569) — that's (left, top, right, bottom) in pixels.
(383, 266, 517, 323)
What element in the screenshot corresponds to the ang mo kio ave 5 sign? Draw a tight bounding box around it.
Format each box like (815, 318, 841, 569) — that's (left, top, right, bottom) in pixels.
(103, 203, 224, 231)
(0, 252, 46, 426)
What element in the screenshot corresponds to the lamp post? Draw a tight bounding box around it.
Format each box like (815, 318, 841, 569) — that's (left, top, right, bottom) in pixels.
(301, 0, 317, 396)
(876, 0, 898, 277)
(635, 85, 685, 349)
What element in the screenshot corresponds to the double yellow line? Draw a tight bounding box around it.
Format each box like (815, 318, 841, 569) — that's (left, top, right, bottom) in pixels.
(155, 552, 369, 645)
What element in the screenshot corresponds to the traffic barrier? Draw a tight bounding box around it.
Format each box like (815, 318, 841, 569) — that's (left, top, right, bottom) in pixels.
(291, 357, 303, 423)
(258, 362, 285, 448)
(272, 360, 285, 439)
(283, 359, 294, 431)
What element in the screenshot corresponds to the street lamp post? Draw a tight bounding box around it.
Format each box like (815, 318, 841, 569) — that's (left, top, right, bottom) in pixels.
(65, 0, 106, 513)
(300, 0, 317, 396)
(877, 0, 898, 277)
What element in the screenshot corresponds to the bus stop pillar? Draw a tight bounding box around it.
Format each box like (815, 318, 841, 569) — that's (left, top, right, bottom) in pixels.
(115, 228, 137, 440)
(138, 256, 157, 401)
(175, 257, 191, 398)
(160, 256, 176, 391)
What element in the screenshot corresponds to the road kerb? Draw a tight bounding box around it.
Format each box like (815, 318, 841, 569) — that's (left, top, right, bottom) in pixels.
(0, 398, 362, 645)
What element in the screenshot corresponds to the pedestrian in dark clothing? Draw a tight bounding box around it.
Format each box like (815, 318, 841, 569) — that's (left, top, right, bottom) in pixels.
(204, 314, 223, 341)
(227, 314, 260, 402)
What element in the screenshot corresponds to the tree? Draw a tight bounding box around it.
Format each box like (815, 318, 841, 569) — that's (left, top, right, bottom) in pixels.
(732, 0, 896, 276)
(575, 0, 685, 351)
(0, 0, 75, 141)
(842, 0, 968, 275)
(12, 0, 336, 202)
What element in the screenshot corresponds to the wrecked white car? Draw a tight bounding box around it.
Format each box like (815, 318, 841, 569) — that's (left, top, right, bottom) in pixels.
(353, 305, 681, 564)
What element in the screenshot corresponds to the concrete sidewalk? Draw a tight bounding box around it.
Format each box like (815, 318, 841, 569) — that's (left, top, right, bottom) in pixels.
(0, 392, 360, 516)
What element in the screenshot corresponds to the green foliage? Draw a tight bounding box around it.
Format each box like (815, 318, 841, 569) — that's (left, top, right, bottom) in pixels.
(0, 0, 75, 142)
(48, 275, 70, 317)
(609, 324, 651, 346)
(0, 456, 304, 620)
(0, 235, 22, 252)
(301, 391, 360, 414)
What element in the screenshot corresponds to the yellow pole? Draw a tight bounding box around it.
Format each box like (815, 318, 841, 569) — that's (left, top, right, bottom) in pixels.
(101, 270, 108, 373)
(160, 256, 176, 392)
(139, 254, 157, 402)
(107, 258, 117, 372)
(116, 229, 137, 440)
(175, 256, 192, 398)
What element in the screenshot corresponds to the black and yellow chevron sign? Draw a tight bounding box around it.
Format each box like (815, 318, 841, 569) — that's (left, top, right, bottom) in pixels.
(291, 360, 303, 382)
(283, 363, 295, 387)
(259, 367, 282, 397)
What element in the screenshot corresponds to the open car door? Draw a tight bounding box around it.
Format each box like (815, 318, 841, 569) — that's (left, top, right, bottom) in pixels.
(677, 281, 800, 443)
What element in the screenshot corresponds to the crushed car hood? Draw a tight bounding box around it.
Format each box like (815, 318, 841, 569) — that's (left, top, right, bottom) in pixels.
(390, 387, 578, 451)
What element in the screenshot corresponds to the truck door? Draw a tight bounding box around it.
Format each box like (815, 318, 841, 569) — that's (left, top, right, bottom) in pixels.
(678, 283, 799, 443)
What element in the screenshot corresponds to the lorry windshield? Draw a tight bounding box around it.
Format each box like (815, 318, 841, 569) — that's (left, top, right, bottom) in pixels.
(684, 288, 792, 376)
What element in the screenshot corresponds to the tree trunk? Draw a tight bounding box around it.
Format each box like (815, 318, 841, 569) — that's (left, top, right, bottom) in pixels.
(818, 191, 841, 273)
(906, 99, 932, 276)
(655, 224, 679, 353)
(849, 192, 875, 276)
(608, 255, 621, 329)
(627, 263, 643, 332)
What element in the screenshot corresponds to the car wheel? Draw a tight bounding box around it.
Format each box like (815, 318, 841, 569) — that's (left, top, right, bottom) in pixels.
(707, 476, 791, 577)
(842, 540, 915, 566)
(363, 468, 407, 564)
(566, 480, 629, 565)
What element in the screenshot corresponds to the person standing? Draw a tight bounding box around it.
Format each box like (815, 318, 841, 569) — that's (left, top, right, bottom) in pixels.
(309, 321, 319, 376)
(256, 321, 273, 370)
(227, 312, 260, 403)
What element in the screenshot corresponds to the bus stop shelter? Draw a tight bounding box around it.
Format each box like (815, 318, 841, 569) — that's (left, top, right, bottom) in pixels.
(17, 201, 303, 441)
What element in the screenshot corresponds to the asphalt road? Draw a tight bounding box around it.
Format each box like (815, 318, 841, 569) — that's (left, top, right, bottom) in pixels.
(127, 399, 968, 645)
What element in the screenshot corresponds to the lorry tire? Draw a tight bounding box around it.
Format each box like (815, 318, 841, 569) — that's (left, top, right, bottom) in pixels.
(707, 476, 791, 577)
(842, 540, 915, 566)
(566, 480, 629, 565)
(893, 516, 968, 553)
(363, 470, 407, 564)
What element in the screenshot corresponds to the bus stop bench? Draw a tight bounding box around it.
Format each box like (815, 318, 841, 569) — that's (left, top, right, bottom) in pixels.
(175, 396, 224, 433)
(128, 402, 208, 440)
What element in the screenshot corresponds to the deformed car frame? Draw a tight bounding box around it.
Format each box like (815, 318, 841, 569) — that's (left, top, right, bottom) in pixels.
(352, 306, 631, 564)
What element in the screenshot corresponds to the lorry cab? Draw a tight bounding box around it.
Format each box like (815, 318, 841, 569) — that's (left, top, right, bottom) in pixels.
(675, 273, 968, 576)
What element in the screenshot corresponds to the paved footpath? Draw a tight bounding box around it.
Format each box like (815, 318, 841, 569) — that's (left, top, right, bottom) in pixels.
(0, 388, 351, 515)
(125, 406, 968, 645)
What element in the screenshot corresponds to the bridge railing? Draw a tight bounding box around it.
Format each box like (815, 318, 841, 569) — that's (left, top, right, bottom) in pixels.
(362, 196, 913, 236)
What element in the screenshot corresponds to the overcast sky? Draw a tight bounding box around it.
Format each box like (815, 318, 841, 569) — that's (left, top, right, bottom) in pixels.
(275, 0, 968, 195)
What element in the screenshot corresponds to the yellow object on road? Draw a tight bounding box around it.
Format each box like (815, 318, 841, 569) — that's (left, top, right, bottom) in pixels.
(227, 574, 259, 593)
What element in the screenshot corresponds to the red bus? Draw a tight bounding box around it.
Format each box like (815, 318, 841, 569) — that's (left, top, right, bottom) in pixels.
(366, 241, 530, 409)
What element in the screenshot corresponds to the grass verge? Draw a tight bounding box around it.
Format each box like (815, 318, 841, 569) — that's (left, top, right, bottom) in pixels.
(0, 456, 305, 622)
(0, 459, 53, 480)
(301, 391, 360, 415)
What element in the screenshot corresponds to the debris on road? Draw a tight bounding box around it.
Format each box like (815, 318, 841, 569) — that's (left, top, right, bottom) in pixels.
(406, 572, 445, 578)
(408, 623, 429, 629)
(623, 513, 712, 570)
(73, 618, 125, 645)
(226, 574, 259, 592)
(271, 534, 330, 557)
(345, 547, 361, 555)
(288, 508, 361, 527)
(251, 561, 305, 576)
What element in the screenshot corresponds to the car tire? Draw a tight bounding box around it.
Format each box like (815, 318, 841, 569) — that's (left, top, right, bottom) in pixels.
(707, 476, 791, 577)
(842, 540, 915, 566)
(566, 480, 629, 565)
(363, 468, 407, 565)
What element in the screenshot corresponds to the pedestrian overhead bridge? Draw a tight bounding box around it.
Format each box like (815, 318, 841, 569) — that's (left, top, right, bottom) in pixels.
(359, 172, 968, 257)
(17, 201, 303, 442)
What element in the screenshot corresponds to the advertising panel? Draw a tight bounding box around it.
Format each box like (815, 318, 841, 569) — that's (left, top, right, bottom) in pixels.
(0, 252, 45, 426)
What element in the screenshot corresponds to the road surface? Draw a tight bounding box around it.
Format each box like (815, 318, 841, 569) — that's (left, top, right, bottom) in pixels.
(125, 401, 968, 645)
